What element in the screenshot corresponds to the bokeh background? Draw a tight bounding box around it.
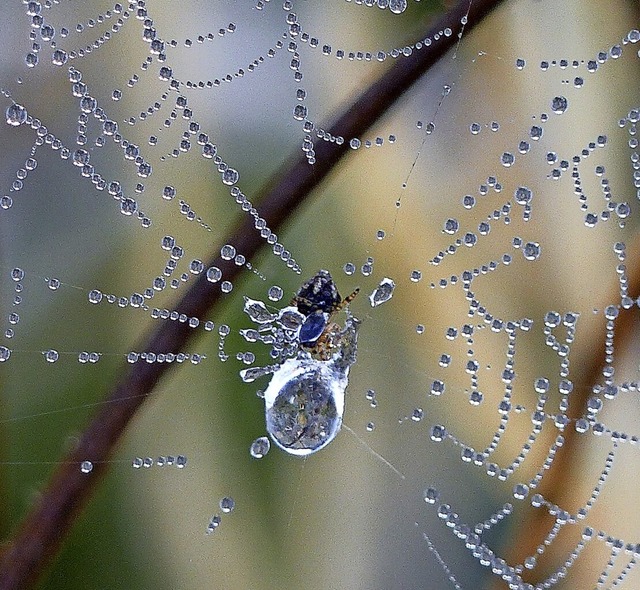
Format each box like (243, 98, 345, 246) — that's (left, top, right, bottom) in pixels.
(1, 1, 639, 588)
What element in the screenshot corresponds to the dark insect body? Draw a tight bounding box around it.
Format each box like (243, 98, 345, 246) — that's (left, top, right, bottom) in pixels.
(290, 270, 359, 357)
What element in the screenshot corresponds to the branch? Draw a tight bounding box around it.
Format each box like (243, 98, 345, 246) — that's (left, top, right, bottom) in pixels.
(0, 1, 504, 588)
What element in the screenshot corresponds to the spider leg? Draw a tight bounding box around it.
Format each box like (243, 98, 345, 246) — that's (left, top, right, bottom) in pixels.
(334, 287, 360, 314)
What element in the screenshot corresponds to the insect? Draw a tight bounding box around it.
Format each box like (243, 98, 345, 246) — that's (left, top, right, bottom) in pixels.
(291, 269, 360, 361)
(241, 270, 360, 456)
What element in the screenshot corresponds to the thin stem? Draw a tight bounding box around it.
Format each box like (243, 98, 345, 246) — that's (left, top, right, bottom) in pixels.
(0, 1, 504, 588)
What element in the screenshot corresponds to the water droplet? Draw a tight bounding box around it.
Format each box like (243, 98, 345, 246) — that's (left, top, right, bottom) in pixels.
(293, 104, 307, 120)
(250, 436, 271, 458)
(267, 286, 283, 301)
(220, 244, 236, 259)
(88, 289, 103, 304)
(343, 262, 355, 275)
(430, 424, 447, 442)
(222, 168, 239, 185)
(11, 268, 25, 282)
(423, 487, 439, 504)
(389, 0, 407, 14)
(551, 96, 568, 114)
(444, 218, 459, 234)
(501, 152, 515, 167)
(6, 103, 27, 126)
(219, 496, 235, 513)
(80, 460, 93, 474)
(44, 349, 59, 363)
(206, 266, 222, 283)
(52, 49, 68, 66)
(206, 515, 221, 534)
(369, 278, 395, 307)
(523, 242, 541, 261)
(513, 483, 529, 500)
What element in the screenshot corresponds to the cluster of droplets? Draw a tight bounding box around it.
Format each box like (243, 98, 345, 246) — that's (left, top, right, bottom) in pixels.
(543, 131, 634, 228)
(3, 86, 154, 228)
(349, 134, 397, 150)
(514, 27, 639, 77)
(421, 430, 640, 587)
(278, 2, 456, 64)
(274, 4, 470, 163)
(132, 454, 187, 469)
(238, 296, 308, 382)
(78, 454, 187, 473)
(206, 496, 235, 535)
(22, 1, 131, 70)
(413, 238, 640, 587)
(0, 264, 213, 364)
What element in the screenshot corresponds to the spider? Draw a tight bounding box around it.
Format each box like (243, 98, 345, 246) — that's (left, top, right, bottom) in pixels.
(290, 269, 359, 360)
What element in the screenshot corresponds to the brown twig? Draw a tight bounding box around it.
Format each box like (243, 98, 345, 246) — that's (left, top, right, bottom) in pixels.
(0, 1, 504, 587)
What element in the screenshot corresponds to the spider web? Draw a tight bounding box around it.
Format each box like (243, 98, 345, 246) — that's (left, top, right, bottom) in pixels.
(0, 1, 639, 589)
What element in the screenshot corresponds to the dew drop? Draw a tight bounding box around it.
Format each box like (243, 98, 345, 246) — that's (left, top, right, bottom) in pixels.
(220, 244, 236, 259)
(250, 436, 271, 458)
(11, 268, 25, 281)
(389, 0, 407, 14)
(80, 460, 93, 474)
(501, 152, 515, 167)
(443, 218, 459, 234)
(423, 487, 439, 504)
(88, 289, 103, 304)
(369, 277, 395, 307)
(513, 483, 529, 500)
(523, 242, 541, 261)
(206, 266, 222, 283)
(551, 96, 568, 114)
(222, 168, 239, 185)
(44, 349, 59, 363)
(293, 104, 307, 120)
(219, 496, 235, 513)
(6, 103, 28, 126)
(267, 285, 283, 301)
(52, 49, 68, 66)
(206, 515, 221, 534)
